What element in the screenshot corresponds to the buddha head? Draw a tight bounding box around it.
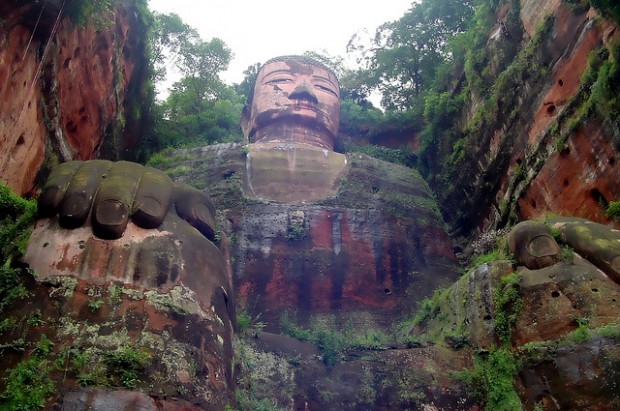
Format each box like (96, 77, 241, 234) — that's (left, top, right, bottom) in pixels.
(509, 221, 561, 269)
(241, 56, 340, 150)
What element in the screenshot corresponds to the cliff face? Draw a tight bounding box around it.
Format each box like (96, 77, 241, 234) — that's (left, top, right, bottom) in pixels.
(505, 4, 619, 224)
(427, 0, 620, 238)
(0, 0, 150, 196)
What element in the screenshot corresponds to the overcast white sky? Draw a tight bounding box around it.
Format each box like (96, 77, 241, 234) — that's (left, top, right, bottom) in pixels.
(148, 0, 414, 86)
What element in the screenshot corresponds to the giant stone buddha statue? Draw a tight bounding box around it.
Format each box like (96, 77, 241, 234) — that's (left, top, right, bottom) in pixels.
(23, 55, 460, 407)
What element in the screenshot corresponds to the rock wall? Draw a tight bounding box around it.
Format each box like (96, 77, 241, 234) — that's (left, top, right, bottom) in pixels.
(0, 0, 150, 196)
(503, 5, 619, 224)
(426, 0, 620, 239)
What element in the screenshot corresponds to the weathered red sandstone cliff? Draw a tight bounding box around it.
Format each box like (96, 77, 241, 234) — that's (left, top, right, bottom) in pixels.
(506, 5, 619, 225)
(423, 1, 619, 239)
(0, 0, 150, 196)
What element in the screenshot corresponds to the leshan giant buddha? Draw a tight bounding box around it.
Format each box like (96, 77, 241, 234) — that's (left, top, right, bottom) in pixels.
(139, 56, 460, 328)
(23, 56, 459, 407)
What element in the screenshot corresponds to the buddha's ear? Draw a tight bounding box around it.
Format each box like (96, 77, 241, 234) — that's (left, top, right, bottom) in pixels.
(240, 105, 250, 144)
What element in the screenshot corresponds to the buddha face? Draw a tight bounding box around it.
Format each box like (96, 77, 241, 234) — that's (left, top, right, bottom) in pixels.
(242, 59, 340, 149)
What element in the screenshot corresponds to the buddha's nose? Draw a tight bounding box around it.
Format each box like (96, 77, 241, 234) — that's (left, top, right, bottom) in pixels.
(289, 81, 318, 104)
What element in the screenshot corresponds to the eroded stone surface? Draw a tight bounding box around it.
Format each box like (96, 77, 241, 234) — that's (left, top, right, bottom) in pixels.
(548, 217, 620, 282)
(241, 57, 340, 150)
(0, 0, 147, 195)
(20, 212, 235, 409)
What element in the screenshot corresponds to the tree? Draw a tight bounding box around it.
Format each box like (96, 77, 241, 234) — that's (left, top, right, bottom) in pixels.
(149, 13, 243, 150)
(149, 12, 199, 84)
(235, 62, 262, 103)
(589, 0, 620, 25)
(348, 0, 478, 110)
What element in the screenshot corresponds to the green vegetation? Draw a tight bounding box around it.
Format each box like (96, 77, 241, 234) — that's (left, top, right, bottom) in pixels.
(234, 390, 279, 411)
(104, 345, 152, 388)
(0, 184, 35, 319)
(470, 250, 502, 269)
(0, 184, 37, 267)
(606, 201, 620, 219)
(0, 336, 55, 410)
(544, 221, 562, 243)
(56, 343, 151, 389)
(520, 323, 620, 364)
(26, 310, 45, 327)
(406, 288, 446, 330)
(232, 339, 289, 411)
(0, 317, 16, 335)
(235, 305, 265, 336)
(236, 311, 251, 335)
(149, 12, 243, 153)
(402, 259, 523, 409)
(583, 44, 620, 124)
(285, 222, 306, 242)
(88, 299, 104, 312)
(280, 312, 346, 367)
(456, 348, 522, 411)
(567, 317, 590, 344)
(280, 312, 389, 367)
(1, 333, 153, 409)
(493, 272, 522, 346)
(560, 245, 574, 263)
(338, 142, 417, 168)
(451, 270, 522, 409)
(59, 347, 108, 387)
(589, 0, 620, 25)
(466, 228, 513, 275)
(0, 266, 30, 315)
(66, 0, 117, 28)
(348, 0, 478, 110)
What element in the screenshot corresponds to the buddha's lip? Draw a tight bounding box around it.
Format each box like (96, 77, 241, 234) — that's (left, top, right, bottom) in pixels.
(288, 102, 317, 110)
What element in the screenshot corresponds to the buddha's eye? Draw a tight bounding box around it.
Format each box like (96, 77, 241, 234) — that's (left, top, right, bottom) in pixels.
(315, 84, 338, 97)
(266, 77, 292, 85)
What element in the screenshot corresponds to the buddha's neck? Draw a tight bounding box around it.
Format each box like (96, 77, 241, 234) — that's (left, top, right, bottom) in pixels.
(249, 123, 335, 150)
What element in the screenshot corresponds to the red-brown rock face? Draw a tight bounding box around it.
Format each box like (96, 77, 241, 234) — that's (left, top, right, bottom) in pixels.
(513, 6, 619, 225)
(0, 0, 148, 195)
(519, 123, 619, 222)
(424, 2, 619, 237)
(233, 205, 455, 328)
(19, 213, 235, 408)
(0, 22, 46, 196)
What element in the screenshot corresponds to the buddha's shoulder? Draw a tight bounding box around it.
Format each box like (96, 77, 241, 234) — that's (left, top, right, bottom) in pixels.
(342, 152, 427, 189)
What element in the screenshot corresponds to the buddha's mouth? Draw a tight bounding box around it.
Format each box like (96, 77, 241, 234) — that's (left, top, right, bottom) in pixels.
(289, 101, 318, 111)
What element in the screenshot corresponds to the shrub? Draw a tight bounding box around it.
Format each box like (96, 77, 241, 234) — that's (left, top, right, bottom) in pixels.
(104, 345, 151, 388)
(0, 184, 37, 266)
(0, 337, 56, 410)
(66, 0, 117, 29)
(606, 201, 620, 219)
(456, 348, 521, 410)
(493, 272, 522, 346)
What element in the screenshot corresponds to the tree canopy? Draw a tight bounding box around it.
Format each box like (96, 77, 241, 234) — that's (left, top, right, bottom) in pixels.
(149, 12, 243, 152)
(348, 0, 478, 110)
